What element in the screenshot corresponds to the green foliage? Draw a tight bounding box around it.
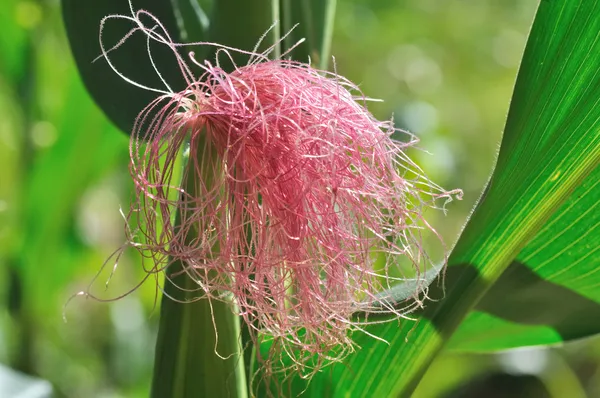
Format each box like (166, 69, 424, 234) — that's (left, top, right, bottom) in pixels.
(61, 0, 600, 396)
(3, 0, 600, 396)
(452, 166, 600, 351)
(451, 0, 600, 348)
(296, 1, 600, 396)
(62, 0, 188, 135)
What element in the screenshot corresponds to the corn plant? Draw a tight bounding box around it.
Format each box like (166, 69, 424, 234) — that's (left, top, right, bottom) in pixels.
(62, 0, 600, 397)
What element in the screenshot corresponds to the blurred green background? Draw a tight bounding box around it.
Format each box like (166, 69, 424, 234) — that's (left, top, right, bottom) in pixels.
(1, 0, 599, 396)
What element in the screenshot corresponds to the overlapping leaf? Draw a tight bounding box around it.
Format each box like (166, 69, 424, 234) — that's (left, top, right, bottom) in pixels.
(450, 165, 600, 352)
(62, 0, 189, 135)
(63, 0, 600, 397)
(294, 0, 600, 396)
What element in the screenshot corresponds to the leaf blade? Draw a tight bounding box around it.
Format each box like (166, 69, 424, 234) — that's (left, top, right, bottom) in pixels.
(62, 0, 188, 135)
(450, 164, 600, 352)
(290, 0, 600, 396)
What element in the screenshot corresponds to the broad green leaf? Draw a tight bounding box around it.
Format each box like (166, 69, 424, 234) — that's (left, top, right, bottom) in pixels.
(207, 0, 273, 69)
(62, 0, 188, 135)
(449, 164, 600, 351)
(62, 0, 337, 137)
(287, 1, 600, 396)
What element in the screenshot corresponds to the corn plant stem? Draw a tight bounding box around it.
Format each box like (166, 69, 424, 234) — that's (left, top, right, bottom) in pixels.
(541, 352, 587, 398)
(151, 134, 247, 398)
(318, 0, 336, 71)
(281, 0, 293, 53)
(279, 0, 337, 69)
(271, 0, 281, 59)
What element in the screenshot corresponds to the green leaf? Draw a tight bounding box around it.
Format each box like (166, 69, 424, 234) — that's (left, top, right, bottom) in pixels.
(285, 0, 600, 396)
(279, 0, 337, 69)
(62, 0, 278, 135)
(62, 0, 188, 135)
(449, 165, 600, 352)
(207, 0, 273, 69)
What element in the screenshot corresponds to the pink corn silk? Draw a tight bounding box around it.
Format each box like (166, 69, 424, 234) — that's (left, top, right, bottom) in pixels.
(128, 59, 460, 373)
